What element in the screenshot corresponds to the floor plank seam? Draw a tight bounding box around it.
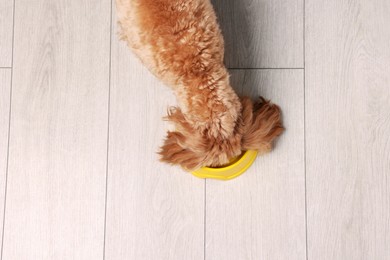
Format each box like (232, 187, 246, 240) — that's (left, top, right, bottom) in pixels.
(102, 0, 114, 259)
(303, 0, 308, 260)
(0, 0, 16, 258)
(204, 179, 206, 260)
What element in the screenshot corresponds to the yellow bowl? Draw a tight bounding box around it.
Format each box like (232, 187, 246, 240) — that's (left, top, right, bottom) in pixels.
(191, 150, 258, 180)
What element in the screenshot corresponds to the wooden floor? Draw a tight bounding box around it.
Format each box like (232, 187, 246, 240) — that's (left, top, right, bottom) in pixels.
(0, 0, 389, 259)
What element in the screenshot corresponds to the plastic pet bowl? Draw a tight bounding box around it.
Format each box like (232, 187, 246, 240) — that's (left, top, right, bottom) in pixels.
(191, 150, 258, 180)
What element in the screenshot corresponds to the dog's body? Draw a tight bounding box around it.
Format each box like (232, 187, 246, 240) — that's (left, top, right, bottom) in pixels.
(116, 0, 283, 170)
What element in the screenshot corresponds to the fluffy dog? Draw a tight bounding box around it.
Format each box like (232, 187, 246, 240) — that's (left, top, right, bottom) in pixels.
(116, 0, 284, 170)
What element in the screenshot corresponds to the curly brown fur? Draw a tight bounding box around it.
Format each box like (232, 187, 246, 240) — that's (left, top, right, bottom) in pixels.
(116, 0, 284, 170)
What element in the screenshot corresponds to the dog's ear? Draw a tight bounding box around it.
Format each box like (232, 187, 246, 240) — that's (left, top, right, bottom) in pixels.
(159, 131, 204, 170)
(241, 97, 284, 153)
(159, 107, 206, 170)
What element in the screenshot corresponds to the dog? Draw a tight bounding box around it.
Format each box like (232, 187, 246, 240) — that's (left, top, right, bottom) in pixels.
(116, 0, 284, 170)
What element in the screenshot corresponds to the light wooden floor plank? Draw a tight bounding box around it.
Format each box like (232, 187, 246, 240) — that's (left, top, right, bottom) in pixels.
(211, 0, 303, 69)
(306, 0, 390, 259)
(0, 69, 11, 251)
(205, 70, 305, 260)
(104, 9, 205, 260)
(2, 0, 111, 259)
(0, 0, 13, 67)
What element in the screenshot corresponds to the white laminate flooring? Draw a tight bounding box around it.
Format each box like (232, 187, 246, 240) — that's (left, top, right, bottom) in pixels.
(0, 0, 13, 67)
(0, 0, 389, 259)
(0, 69, 11, 251)
(212, 0, 304, 69)
(306, 1, 390, 259)
(2, 0, 111, 258)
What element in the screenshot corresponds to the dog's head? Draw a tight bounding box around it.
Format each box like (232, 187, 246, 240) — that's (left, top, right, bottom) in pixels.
(159, 97, 284, 170)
